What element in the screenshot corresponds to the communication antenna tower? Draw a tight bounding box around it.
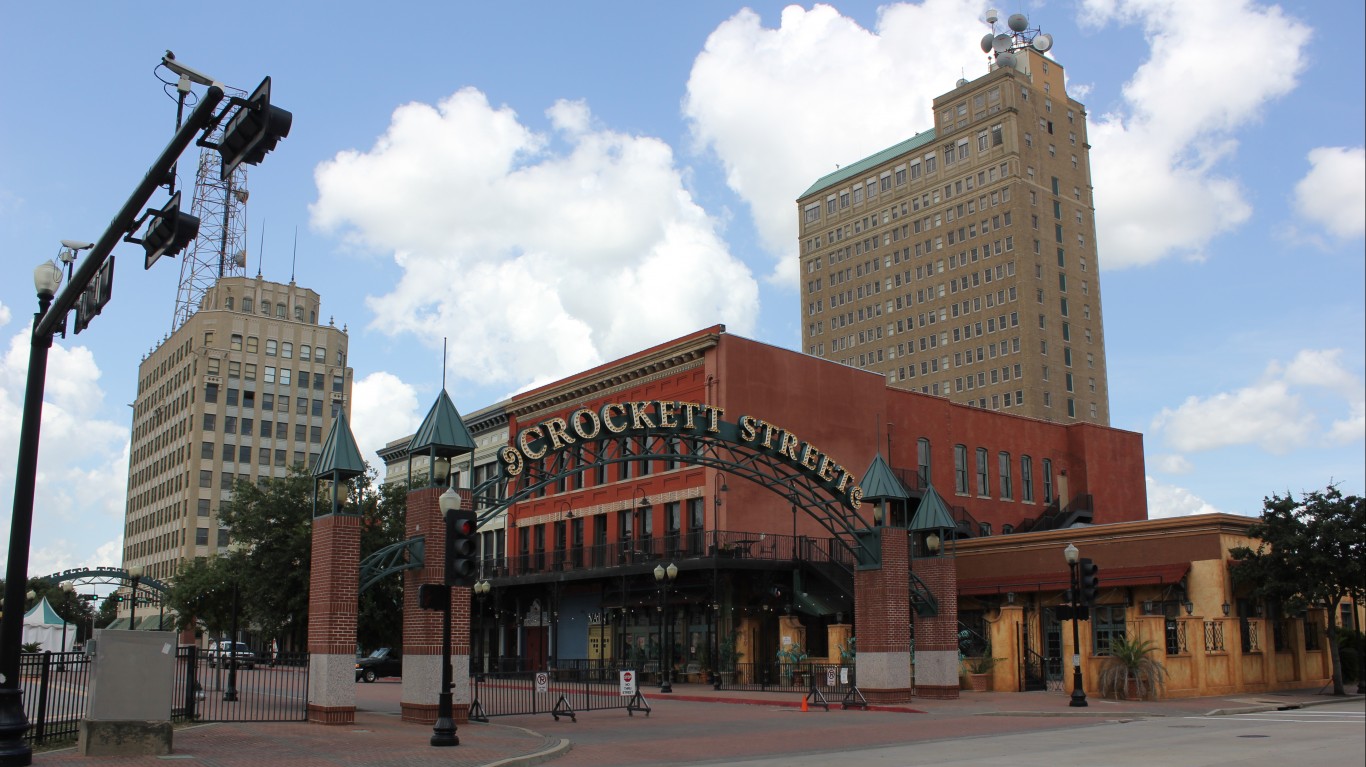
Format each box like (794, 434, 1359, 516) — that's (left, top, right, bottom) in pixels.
(158, 52, 251, 331)
(979, 9, 1053, 71)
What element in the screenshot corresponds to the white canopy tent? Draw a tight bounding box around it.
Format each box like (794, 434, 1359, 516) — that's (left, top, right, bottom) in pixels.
(22, 596, 74, 652)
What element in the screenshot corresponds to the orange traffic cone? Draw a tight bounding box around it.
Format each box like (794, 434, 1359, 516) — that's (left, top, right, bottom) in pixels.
(801, 696, 808, 712)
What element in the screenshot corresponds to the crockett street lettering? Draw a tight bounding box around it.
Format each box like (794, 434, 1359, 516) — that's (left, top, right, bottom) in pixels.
(499, 400, 864, 510)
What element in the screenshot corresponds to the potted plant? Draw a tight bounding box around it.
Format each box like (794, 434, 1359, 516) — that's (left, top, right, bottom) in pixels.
(777, 643, 808, 685)
(1098, 637, 1168, 700)
(963, 656, 1000, 692)
(718, 631, 743, 684)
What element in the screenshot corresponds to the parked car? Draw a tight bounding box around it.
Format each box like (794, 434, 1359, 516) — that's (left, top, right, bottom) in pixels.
(207, 640, 256, 669)
(355, 647, 402, 682)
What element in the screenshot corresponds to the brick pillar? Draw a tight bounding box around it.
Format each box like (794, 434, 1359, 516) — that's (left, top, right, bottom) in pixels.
(307, 511, 362, 724)
(401, 486, 472, 724)
(853, 529, 912, 703)
(911, 555, 959, 699)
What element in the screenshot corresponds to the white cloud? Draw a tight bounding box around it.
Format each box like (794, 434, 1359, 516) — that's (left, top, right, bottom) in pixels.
(1151, 453, 1193, 474)
(312, 90, 758, 391)
(0, 333, 129, 574)
(1293, 146, 1366, 240)
(350, 371, 422, 469)
(1151, 348, 1364, 453)
(1080, 0, 1310, 268)
(1145, 476, 1225, 519)
(683, 0, 989, 285)
(0, 300, 10, 329)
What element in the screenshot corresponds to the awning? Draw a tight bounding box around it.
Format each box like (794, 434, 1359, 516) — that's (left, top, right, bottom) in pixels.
(958, 563, 1190, 597)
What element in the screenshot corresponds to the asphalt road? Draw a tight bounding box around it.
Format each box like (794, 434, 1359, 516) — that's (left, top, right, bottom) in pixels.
(714, 699, 1366, 767)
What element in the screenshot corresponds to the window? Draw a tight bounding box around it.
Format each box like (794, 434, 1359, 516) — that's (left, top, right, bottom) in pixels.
(975, 447, 989, 496)
(998, 452, 1013, 500)
(196, 528, 209, 546)
(276, 303, 286, 317)
(1042, 458, 1054, 502)
(230, 334, 243, 351)
(1020, 455, 1034, 502)
(280, 369, 291, 387)
(1093, 606, 1127, 654)
(201, 441, 215, 460)
(205, 383, 219, 403)
(224, 296, 234, 311)
(917, 438, 931, 486)
(266, 339, 277, 356)
(246, 337, 259, 354)
(954, 445, 969, 494)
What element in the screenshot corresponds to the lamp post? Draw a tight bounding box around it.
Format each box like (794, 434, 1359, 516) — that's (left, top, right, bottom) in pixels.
(474, 580, 491, 674)
(432, 482, 462, 747)
(654, 562, 678, 693)
(127, 565, 143, 629)
(1064, 542, 1087, 708)
(223, 580, 241, 702)
(712, 474, 728, 547)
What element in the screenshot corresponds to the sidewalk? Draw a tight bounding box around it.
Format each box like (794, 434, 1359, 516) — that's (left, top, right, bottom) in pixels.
(33, 683, 1362, 766)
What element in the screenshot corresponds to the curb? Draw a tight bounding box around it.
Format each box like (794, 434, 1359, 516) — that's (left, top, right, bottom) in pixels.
(1206, 693, 1365, 717)
(984, 710, 1159, 718)
(480, 737, 571, 767)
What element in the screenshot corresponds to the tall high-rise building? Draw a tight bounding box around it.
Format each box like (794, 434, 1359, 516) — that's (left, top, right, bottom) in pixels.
(122, 276, 352, 592)
(797, 37, 1110, 425)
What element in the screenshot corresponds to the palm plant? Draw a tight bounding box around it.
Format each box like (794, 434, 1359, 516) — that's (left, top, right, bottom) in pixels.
(1097, 636, 1168, 700)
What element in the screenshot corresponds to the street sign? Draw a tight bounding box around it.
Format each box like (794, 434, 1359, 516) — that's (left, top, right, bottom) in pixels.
(620, 669, 636, 697)
(535, 672, 548, 693)
(827, 667, 837, 686)
(73, 256, 115, 334)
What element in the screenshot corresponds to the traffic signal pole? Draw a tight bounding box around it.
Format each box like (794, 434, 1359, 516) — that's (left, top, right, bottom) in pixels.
(0, 87, 225, 767)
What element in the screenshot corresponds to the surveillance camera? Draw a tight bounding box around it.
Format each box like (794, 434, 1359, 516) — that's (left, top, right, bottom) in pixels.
(61, 240, 94, 251)
(160, 53, 222, 88)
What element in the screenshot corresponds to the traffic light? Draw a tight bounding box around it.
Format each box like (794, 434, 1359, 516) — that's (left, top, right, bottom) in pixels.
(218, 76, 293, 179)
(1079, 558, 1100, 605)
(140, 191, 200, 269)
(417, 583, 449, 611)
(445, 509, 478, 587)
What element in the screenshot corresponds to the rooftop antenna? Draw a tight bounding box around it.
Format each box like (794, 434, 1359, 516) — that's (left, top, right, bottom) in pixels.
(979, 9, 1051, 72)
(290, 227, 298, 283)
(256, 219, 265, 278)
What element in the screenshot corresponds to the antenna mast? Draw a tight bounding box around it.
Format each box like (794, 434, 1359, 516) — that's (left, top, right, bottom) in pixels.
(161, 53, 250, 331)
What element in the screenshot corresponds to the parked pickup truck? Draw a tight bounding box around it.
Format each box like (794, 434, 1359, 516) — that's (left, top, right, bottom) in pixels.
(355, 647, 402, 682)
(207, 640, 256, 669)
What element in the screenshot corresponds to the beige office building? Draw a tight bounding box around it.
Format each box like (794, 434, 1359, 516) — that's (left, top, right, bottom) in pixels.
(122, 276, 353, 589)
(797, 46, 1110, 425)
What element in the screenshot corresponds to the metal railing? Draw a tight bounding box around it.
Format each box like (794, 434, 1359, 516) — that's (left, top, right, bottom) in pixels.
(469, 669, 647, 721)
(1165, 619, 1188, 655)
(1240, 619, 1260, 653)
(173, 646, 310, 722)
(712, 661, 857, 695)
(17, 651, 91, 745)
(504, 530, 855, 577)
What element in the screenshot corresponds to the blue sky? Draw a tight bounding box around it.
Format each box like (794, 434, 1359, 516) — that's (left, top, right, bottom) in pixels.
(1, 0, 1362, 578)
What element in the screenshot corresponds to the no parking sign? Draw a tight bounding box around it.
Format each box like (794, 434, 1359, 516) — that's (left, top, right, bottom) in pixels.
(535, 672, 549, 693)
(620, 670, 636, 697)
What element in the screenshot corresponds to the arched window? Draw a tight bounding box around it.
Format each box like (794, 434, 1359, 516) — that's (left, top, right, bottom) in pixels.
(224, 296, 234, 310)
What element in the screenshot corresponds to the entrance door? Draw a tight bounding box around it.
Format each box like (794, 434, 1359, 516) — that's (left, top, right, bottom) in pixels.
(525, 626, 548, 672)
(1042, 607, 1064, 691)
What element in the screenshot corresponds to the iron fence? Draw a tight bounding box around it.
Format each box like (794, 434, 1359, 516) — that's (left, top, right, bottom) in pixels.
(711, 661, 857, 695)
(469, 669, 648, 721)
(1165, 619, 1188, 655)
(173, 646, 310, 723)
(18, 651, 90, 745)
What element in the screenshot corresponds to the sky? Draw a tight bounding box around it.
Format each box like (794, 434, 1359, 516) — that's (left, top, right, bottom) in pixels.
(1, 0, 1362, 580)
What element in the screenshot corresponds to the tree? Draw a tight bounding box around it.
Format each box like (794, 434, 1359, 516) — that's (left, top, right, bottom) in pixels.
(357, 479, 409, 652)
(1230, 484, 1366, 695)
(217, 468, 315, 649)
(164, 555, 241, 639)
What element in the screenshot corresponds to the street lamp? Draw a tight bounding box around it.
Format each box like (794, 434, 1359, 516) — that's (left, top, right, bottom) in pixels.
(432, 483, 462, 747)
(127, 565, 143, 629)
(223, 580, 241, 703)
(474, 580, 492, 673)
(1063, 542, 1087, 708)
(654, 562, 678, 693)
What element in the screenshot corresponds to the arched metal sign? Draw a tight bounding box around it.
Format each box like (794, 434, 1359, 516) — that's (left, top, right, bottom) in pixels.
(475, 400, 876, 563)
(36, 566, 169, 596)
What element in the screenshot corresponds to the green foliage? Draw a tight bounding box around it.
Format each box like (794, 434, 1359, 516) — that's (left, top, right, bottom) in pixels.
(1097, 637, 1168, 700)
(357, 479, 409, 652)
(165, 555, 240, 637)
(21, 642, 41, 653)
(718, 630, 743, 671)
(965, 655, 1001, 675)
(838, 636, 857, 663)
(776, 642, 808, 664)
(1230, 484, 1366, 694)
